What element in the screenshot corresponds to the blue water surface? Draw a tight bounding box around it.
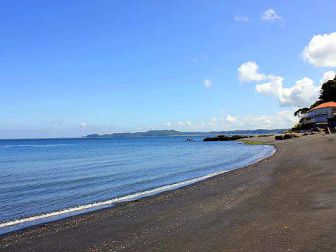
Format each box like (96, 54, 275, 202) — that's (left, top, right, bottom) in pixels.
(0, 136, 274, 232)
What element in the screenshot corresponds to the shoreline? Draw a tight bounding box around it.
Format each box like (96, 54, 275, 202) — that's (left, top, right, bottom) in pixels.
(0, 142, 276, 235)
(1, 134, 336, 251)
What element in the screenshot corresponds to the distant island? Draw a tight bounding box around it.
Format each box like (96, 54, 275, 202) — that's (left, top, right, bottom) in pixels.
(85, 129, 287, 138)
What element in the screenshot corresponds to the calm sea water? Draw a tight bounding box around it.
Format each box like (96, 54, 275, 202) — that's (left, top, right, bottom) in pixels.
(0, 136, 274, 234)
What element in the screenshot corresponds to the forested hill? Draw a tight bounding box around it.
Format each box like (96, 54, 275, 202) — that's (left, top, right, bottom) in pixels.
(85, 129, 287, 138)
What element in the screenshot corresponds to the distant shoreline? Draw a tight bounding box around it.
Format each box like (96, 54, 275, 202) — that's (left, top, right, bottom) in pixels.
(0, 129, 287, 140)
(2, 134, 336, 251)
(84, 129, 287, 138)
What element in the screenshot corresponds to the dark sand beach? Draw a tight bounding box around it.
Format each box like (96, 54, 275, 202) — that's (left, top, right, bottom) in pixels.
(1, 134, 336, 251)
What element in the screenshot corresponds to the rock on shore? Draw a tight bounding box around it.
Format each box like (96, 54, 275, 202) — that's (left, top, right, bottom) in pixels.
(203, 135, 250, 141)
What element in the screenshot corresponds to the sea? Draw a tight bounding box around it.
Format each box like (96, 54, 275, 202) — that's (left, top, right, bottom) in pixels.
(0, 136, 275, 234)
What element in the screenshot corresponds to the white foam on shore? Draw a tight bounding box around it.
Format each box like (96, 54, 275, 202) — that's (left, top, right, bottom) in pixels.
(0, 145, 275, 234)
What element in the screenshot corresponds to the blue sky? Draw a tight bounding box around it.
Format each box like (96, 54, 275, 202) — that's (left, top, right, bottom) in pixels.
(0, 0, 335, 138)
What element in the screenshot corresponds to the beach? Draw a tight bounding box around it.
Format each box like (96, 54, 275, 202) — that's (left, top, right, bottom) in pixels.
(1, 134, 336, 251)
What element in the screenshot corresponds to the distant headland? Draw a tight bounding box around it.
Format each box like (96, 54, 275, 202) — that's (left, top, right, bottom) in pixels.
(85, 129, 287, 138)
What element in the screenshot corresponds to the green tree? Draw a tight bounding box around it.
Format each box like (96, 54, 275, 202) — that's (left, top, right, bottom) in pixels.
(318, 75, 336, 103)
(294, 107, 309, 117)
(308, 75, 336, 109)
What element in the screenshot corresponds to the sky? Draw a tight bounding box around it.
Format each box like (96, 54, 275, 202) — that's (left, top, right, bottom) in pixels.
(0, 0, 335, 138)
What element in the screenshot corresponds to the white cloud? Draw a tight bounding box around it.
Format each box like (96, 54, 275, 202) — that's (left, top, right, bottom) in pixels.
(257, 76, 322, 108)
(234, 16, 249, 22)
(155, 106, 300, 131)
(226, 115, 237, 123)
(239, 33, 336, 106)
(238, 61, 330, 108)
(157, 110, 296, 131)
(224, 110, 297, 130)
(80, 122, 89, 129)
(320, 70, 336, 84)
(238, 61, 266, 82)
(203, 79, 212, 88)
(281, 78, 321, 107)
(256, 76, 320, 107)
(255, 75, 284, 97)
(178, 121, 192, 127)
(261, 9, 283, 22)
(303, 32, 336, 67)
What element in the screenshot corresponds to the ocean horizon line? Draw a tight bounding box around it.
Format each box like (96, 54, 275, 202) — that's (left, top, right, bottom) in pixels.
(0, 128, 287, 141)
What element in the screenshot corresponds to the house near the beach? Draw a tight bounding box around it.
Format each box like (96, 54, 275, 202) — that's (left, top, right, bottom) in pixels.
(301, 101, 336, 129)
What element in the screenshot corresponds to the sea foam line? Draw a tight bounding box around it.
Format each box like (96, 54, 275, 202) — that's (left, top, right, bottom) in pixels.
(0, 171, 226, 229)
(0, 145, 276, 233)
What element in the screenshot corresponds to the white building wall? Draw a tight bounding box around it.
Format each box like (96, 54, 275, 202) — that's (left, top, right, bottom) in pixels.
(305, 107, 336, 124)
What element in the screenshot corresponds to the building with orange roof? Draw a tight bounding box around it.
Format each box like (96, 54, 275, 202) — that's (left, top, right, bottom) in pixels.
(310, 101, 336, 111)
(302, 101, 336, 129)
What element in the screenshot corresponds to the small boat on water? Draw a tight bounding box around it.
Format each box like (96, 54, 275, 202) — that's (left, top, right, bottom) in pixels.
(185, 138, 196, 142)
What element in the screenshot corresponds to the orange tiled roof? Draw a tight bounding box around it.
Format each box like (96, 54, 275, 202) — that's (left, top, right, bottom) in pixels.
(310, 101, 336, 111)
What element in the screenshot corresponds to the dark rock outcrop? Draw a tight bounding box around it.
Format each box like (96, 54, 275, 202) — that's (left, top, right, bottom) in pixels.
(203, 135, 249, 142)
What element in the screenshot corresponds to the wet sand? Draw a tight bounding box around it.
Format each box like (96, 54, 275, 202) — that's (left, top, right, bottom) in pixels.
(1, 134, 336, 251)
